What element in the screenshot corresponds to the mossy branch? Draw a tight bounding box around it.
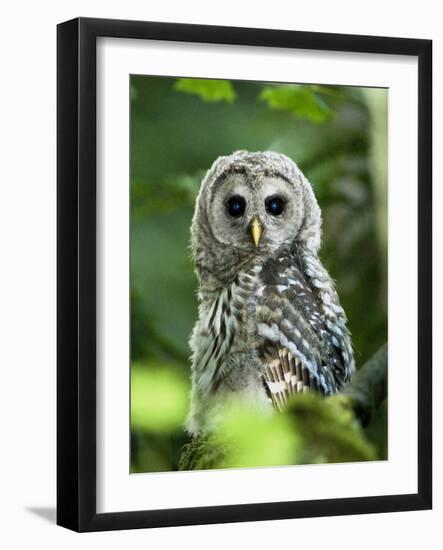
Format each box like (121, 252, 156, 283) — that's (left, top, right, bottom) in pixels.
(179, 344, 388, 471)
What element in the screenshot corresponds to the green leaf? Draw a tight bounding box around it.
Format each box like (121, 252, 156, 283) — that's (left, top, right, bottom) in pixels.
(259, 85, 332, 123)
(131, 362, 189, 433)
(180, 399, 300, 470)
(174, 78, 236, 103)
(217, 399, 300, 468)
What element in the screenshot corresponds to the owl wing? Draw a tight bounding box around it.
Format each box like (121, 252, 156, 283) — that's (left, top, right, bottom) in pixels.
(256, 250, 353, 410)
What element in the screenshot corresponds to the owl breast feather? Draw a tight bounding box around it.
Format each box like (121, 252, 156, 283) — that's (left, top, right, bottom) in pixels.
(196, 251, 353, 400)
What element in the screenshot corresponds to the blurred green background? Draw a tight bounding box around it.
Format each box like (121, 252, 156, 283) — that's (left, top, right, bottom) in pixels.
(130, 76, 388, 473)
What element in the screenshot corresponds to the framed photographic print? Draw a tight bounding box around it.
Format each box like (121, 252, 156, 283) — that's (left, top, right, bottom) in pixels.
(57, 17, 432, 532)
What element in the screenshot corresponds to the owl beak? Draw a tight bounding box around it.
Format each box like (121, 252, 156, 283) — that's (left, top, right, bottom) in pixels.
(250, 217, 263, 247)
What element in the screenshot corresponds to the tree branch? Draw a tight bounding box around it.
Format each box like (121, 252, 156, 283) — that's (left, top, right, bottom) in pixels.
(341, 343, 387, 426)
(179, 344, 388, 470)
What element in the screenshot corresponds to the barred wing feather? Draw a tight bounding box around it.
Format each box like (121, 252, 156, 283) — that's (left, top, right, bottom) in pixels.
(256, 250, 353, 410)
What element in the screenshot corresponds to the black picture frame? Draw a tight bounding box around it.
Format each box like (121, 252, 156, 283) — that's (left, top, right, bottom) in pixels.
(57, 17, 432, 532)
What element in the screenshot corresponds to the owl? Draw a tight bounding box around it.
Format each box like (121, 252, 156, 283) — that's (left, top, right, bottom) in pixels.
(186, 150, 354, 435)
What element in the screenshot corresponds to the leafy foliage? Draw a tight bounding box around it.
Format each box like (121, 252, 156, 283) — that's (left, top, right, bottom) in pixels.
(130, 362, 190, 473)
(131, 363, 189, 433)
(259, 85, 332, 123)
(180, 391, 377, 471)
(216, 399, 301, 468)
(180, 346, 389, 471)
(175, 78, 237, 103)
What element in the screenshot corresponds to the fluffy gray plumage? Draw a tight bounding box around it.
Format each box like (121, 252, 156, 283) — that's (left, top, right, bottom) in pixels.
(186, 150, 354, 435)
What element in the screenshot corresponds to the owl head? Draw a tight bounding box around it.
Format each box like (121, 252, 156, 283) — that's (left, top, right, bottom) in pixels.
(191, 151, 322, 285)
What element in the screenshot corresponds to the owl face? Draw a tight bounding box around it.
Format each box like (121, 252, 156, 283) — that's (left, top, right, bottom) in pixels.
(192, 152, 322, 284)
(207, 170, 305, 253)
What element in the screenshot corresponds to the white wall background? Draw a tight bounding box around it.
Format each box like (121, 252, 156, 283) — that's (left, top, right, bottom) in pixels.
(0, 1, 439, 547)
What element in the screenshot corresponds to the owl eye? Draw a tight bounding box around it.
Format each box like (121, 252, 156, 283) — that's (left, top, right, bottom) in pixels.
(226, 195, 246, 217)
(265, 196, 285, 216)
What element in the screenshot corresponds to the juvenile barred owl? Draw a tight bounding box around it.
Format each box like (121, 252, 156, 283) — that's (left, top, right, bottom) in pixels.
(186, 151, 354, 435)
